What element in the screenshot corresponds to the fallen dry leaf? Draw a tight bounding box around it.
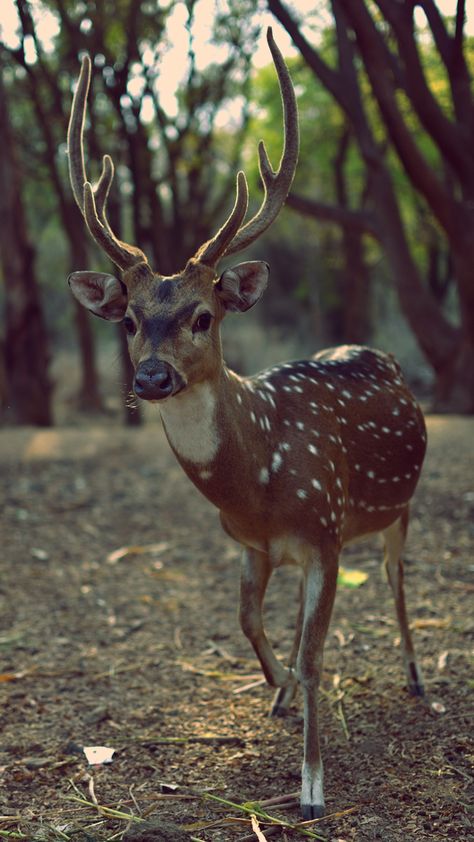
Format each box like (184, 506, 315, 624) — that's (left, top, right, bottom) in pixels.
(412, 616, 452, 630)
(106, 542, 169, 564)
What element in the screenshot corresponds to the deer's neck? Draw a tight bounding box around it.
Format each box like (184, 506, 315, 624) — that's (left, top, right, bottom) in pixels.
(158, 367, 262, 499)
(158, 378, 221, 468)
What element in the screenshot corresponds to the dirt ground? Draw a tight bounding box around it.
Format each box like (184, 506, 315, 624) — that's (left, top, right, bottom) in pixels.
(0, 415, 473, 841)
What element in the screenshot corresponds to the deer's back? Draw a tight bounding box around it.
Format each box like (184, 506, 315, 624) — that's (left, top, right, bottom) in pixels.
(219, 345, 426, 554)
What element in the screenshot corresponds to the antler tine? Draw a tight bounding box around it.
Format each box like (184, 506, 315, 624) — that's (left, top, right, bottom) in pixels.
(224, 26, 299, 257)
(67, 54, 90, 211)
(94, 154, 114, 228)
(197, 171, 249, 267)
(68, 55, 147, 273)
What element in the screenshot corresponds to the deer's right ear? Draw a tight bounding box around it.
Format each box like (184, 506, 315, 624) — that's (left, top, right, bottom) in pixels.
(68, 272, 128, 322)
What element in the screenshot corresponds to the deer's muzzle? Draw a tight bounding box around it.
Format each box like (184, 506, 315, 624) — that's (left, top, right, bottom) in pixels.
(134, 359, 184, 401)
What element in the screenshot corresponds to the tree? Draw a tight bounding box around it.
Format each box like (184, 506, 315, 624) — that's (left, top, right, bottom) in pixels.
(269, 0, 474, 412)
(0, 54, 52, 426)
(46, 0, 258, 270)
(0, 0, 259, 422)
(249, 53, 375, 346)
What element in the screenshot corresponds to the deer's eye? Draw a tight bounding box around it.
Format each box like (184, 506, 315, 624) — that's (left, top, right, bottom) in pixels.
(123, 316, 137, 336)
(193, 312, 212, 334)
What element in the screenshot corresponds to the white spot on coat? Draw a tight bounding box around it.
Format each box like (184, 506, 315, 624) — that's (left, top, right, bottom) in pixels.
(271, 452, 283, 472)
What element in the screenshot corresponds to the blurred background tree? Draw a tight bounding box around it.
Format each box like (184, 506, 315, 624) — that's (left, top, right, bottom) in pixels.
(0, 0, 472, 425)
(269, 0, 474, 412)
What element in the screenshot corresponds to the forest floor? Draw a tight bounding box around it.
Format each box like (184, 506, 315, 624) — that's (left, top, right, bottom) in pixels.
(0, 415, 473, 842)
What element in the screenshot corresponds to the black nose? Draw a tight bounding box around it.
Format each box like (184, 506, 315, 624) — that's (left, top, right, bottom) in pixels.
(134, 360, 175, 400)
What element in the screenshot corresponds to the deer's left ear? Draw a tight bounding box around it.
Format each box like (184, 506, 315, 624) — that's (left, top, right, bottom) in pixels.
(215, 261, 269, 313)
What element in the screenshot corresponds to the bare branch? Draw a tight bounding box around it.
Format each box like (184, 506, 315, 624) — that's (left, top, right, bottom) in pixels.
(374, 0, 473, 182)
(286, 191, 379, 238)
(338, 0, 466, 246)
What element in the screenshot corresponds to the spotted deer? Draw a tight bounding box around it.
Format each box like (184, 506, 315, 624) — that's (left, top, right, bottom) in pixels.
(67, 29, 427, 819)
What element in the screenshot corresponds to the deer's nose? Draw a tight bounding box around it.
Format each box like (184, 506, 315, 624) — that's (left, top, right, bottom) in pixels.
(134, 360, 176, 400)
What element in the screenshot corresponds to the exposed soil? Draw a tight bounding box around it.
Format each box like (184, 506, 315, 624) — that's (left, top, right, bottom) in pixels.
(0, 416, 473, 841)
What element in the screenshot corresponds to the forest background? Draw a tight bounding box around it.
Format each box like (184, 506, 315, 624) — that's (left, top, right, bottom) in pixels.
(1, 0, 473, 427)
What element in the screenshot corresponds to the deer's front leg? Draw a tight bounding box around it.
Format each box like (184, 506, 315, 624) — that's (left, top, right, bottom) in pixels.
(239, 547, 290, 688)
(297, 553, 338, 820)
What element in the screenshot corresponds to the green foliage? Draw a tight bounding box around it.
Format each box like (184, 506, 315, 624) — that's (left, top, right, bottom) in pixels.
(0, 0, 467, 398)
(244, 12, 460, 337)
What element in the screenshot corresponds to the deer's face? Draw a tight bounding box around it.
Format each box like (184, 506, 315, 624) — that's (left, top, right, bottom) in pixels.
(69, 259, 269, 402)
(67, 29, 294, 404)
(125, 261, 223, 401)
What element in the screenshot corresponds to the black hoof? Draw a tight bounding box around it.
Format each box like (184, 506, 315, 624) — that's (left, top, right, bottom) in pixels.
(270, 703, 288, 718)
(408, 663, 424, 697)
(270, 685, 291, 717)
(409, 682, 425, 697)
(301, 803, 325, 820)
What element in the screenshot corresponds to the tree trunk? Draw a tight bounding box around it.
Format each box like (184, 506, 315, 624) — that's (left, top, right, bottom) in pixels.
(23, 63, 103, 413)
(117, 325, 141, 426)
(434, 250, 474, 413)
(0, 63, 52, 426)
(73, 300, 103, 411)
(435, 342, 474, 413)
(334, 126, 372, 344)
(269, 0, 472, 411)
(341, 229, 372, 344)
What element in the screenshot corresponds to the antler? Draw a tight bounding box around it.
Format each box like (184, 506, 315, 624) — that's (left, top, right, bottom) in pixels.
(67, 55, 147, 273)
(198, 27, 299, 267)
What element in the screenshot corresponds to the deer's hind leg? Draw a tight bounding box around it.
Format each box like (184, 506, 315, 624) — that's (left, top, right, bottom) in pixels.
(383, 508, 424, 696)
(271, 574, 303, 716)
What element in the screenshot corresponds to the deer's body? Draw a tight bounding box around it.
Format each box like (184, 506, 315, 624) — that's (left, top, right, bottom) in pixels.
(66, 31, 427, 819)
(161, 347, 425, 552)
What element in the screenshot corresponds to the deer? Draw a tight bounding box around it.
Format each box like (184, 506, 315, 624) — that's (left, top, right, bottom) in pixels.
(66, 29, 427, 819)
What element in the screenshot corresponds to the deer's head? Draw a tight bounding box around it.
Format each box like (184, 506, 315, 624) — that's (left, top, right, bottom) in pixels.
(67, 29, 298, 401)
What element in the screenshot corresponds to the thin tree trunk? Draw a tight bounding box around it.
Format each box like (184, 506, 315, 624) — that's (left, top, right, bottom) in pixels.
(334, 126, 372, 344)
(117, 325, 141, 426)
(0, 62, 52, 426)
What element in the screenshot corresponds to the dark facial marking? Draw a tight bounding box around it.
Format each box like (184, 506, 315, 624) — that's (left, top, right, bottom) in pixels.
(141, 302, 201, 348)
(156, 279, 176, 302)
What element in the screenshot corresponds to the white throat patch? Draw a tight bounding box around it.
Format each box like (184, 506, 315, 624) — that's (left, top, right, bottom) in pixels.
(159, 382, 219, 465)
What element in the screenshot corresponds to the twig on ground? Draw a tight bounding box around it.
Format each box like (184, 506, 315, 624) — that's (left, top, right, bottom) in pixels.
(257, 792, 300, 809)
(129, 783, 142, 816)
(233, 677, 267, 694)
(237, 826, 282, 842)
(174, 626, 183, 649)
(251, 813, 269, 840)
(204, 640, 236, 662)
(203, 794, 326, 839)
(88, 774, 99, 807)
(142, 794, 201, 816)
(129, 734, 244, 746)
(178, 660, 262, 681)
(64, 794, 141, 824)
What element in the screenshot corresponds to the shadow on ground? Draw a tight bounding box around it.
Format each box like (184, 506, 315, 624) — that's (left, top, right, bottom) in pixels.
(0, 417, 472, 840)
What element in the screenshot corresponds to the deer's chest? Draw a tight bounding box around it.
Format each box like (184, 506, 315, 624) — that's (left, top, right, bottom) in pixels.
(159, 383, 220, 466)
